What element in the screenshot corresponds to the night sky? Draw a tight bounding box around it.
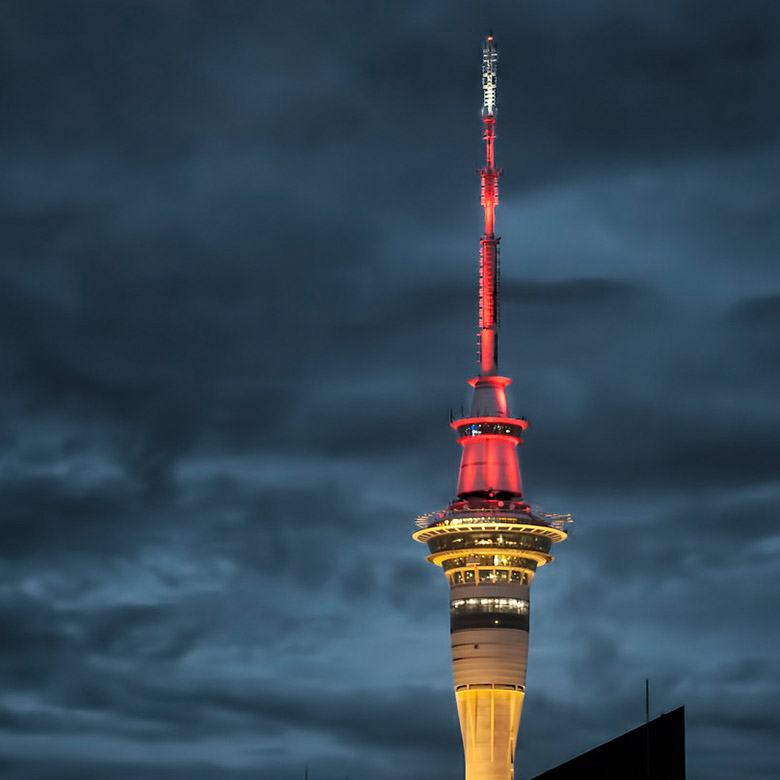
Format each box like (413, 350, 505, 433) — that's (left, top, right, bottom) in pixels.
(2, 2, 780, 779)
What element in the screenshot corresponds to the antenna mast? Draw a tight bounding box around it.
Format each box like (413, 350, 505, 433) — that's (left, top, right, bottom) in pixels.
(479, 34, 502, 375)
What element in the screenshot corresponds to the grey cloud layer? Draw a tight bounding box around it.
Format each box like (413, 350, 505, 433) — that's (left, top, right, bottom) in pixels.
(1, 2, 779, 779)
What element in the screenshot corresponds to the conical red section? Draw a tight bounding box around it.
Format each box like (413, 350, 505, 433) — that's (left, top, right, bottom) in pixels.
(452, 376, 528, 499)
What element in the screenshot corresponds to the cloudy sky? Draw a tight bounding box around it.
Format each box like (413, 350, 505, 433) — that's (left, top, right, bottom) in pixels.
(2, 1, 779, 778)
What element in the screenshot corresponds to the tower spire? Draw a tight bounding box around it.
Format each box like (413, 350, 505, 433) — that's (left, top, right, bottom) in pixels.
(479, 34, 501, 375)
(413, 34, 570, 780)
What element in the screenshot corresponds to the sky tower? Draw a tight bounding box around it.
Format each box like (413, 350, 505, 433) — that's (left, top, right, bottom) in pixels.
(413, 35, 570, 780)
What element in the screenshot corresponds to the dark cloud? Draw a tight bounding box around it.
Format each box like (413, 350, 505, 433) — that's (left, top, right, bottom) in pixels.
(1, 1, 779, 779)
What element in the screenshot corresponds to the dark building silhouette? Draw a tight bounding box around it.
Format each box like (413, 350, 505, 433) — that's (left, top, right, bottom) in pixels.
(528, 707, 686, 780)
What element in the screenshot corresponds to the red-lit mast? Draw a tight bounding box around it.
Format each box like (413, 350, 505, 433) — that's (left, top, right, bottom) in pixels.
(479, 34, 501, 376)
(452, 33, 527, 501)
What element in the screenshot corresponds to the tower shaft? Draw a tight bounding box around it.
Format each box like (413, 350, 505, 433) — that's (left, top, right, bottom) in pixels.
(415, 512, 566, 780)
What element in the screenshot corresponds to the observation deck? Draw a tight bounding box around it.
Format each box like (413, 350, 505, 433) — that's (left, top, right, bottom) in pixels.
(413, 499, 570, 572)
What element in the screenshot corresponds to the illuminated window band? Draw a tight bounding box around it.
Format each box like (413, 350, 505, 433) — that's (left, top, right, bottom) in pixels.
(455, 421, 525, 439)
(451, 597, 529, 614)
(442, 554, 536, 570)
(450, 596, 530, 631)
(447, 568, 531, 586)
(428, 546, 551, 569)
(427, 531, 553, 556)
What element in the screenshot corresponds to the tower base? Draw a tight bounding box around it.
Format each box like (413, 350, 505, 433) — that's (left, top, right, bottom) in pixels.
(456, 687, 524, 780)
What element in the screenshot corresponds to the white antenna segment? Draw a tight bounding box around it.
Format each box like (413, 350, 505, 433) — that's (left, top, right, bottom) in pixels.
(482, 35, 498, 116)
